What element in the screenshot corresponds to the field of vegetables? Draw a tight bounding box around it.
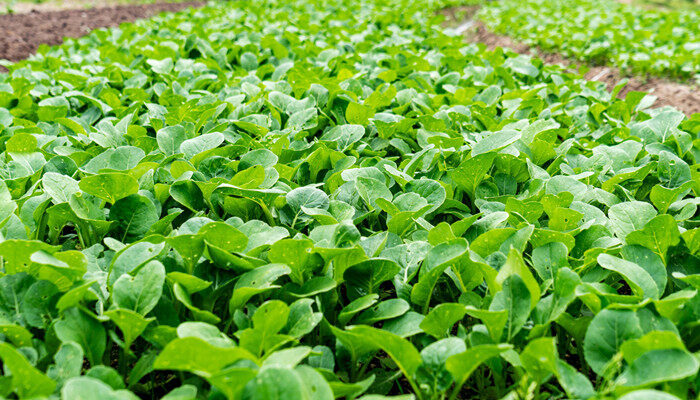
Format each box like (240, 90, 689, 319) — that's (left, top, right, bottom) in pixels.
(477, 0, 700, 82)
(0, 0, 699, 399)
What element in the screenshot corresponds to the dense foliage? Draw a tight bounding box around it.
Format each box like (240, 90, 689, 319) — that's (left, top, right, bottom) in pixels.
(478, 0, 700, 81)
(0, 0, 700, 399)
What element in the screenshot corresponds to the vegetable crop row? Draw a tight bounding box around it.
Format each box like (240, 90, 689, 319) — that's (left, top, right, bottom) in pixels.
(0, 0, 698, 399)
(477, 0, 700, 81)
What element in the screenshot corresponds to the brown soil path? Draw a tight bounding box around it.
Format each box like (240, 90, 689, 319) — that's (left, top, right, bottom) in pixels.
(0, 1, 202, 63)
(2, 0, 170, 15)
(442, 6, 700, 116)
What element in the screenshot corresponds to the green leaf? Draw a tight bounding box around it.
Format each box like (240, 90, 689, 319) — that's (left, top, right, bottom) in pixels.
(0, 108, 13, 128)
(356, 177, 392, 210)
(321, 124, 365, 151)
(445, 344, 511, 393)
(618, 390, 682, 400)
(56, 280, 98, 313)
(263, 347, 312, 369)
(54, 308, 106, 367)
(170, 180, 206, 212)
(555, 360, 595, 400)
(406, 178, 446, 215)
(252, 300, 289, 335)
(240, 149, 278, 169)
(85, 365, 124, 389)
(0, 324, 32, 347)
(108, 241, 164, 286)
(43, 172, 81, 204)
(450, 153, 497, 198)
(619, 330, 686, 363)
(207, 367, 257, 400)
(348, 326, 422, 392)
(625, 214, 680, 262)
(615, 348, 699, 388)
(417, 337, 465, 394)
(659, 139, 691, 171)
(241, 367, 302, 400)
(411, 239, 468, 310)
(472, 130, 520, 156)
(112, 260, 165, 315)
(201, 221, 248, 253)
(531, 242, 568, 281)
(105, 308, 154, 349)
(0, 240, 59, 274)
(173, 283, 221, 324)
(47, 342, 84, 384)
(496, 249, 541, 309)
(355, 299, 409, 325)
(344, 258, 401, 299)
(268, 239, 317, 285)
(154, 337, 257, 376)
(295, 365, 334, 399)
(329, 324, 379, 365)
(6, 132, 38, 152)
(61, 376, 138, 400)
(287, 187, 329, 214)
(81, 146, 145, 174)
(164, 234, 202, 270)
(420, 303, 468, 339)
(177, 322, 235, 348)
(109, 194, 159, 242)
(181, 132, 224, 159)
(644, 111, 685, 142)
(583, 309, 643, 375)
(338, 294, 379, 326)
(597, 253, 660, 299)
(238, 300, 293, 356)
(650, 183, 692, 214)
(620, 245, 667, 298)
(489, 275, 531, 340)
(380, 312, 423, 340)
(346, 102, 373, 125)
(520, 337, 557, 383)
(161, 385, 198, 400)
(79, 173, 139, 204)
(464, 307, 508, 342)
(229, 263, 291, 310)
(283, 299, 323, 338)
(607, 201, 657, 239)
(285, 276, 337, 298)
(156, 125, 187, 156)
(166, 271, 210, 294)
(0, 342, 56, 398)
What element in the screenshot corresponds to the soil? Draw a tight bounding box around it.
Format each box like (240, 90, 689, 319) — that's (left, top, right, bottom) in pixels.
(1, 0, 166, 15)
(440, 6, 700, 116)
(0, 1, 202, 63)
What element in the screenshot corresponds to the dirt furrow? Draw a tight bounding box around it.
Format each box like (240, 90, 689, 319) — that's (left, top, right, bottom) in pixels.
(0, 1, 203, 64)
(441, 6, 700, 116)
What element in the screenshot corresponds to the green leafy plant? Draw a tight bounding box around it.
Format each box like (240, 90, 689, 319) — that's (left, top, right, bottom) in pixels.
(0, 0, 698, 399)
(477, 0, 700, 81)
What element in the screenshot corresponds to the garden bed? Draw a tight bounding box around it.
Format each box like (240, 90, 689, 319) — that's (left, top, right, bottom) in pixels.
(0, 1, 202, 63)
(442, 5, 700, 116)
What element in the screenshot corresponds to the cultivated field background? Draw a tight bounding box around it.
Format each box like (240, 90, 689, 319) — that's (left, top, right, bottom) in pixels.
(0, 0, 699, 399)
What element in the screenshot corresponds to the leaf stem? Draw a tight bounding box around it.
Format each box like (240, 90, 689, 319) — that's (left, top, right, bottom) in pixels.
(257, 200, 276, 226)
